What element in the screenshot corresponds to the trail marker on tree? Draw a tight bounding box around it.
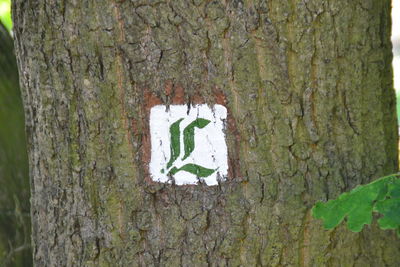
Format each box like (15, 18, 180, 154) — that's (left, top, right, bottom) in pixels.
(149, 104, 228, 186)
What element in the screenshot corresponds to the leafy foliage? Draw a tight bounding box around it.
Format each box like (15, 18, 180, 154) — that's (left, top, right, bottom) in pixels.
(0, 0, 11, 33)
(0, 19, 31, 266)
(312, 174, 400, 235)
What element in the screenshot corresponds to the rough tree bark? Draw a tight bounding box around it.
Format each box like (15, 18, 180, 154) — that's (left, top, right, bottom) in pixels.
(13, 0, 400, 266)
(0, 22, 31, 266)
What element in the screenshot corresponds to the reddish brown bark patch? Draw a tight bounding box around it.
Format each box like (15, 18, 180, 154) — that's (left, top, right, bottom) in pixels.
(213, 87, 242, 180)
(190, 90, 205, 105)
(171, 83, 185, 105)
(135, 81, 242, 187)
(164, 80, 173, 96)
(134, 88, 163, 186)
(213, 87, 228, 106)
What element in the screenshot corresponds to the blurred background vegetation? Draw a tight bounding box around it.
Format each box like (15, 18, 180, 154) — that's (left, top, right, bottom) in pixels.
(393, 1, 400, 123)
(0, 0, 31, 266)
(0, 0, 11, 32)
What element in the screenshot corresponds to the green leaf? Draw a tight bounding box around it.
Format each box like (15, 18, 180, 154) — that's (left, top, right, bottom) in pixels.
(375, 198, 400, 229)
(182, 118, 210, 160)
(388, 179, 400, 198)
(168, 163, 215, 177)
(312, 175, 397, 232)
(346, 190, 375, 232)
(376, 182, 389, 202)
(166, 118, 184, 169)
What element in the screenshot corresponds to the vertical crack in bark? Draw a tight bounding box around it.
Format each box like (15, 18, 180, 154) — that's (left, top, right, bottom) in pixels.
(342, 91, 360, 135)
(298, 209, 311, 267)
(303, 86, 319, 143)
(112, 0, 136, 167)
(221, 3, 239, 121)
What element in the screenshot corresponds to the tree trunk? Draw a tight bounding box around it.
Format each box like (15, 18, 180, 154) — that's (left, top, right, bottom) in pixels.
(13, 0, 400, 266)
(0, 22, 31, 266)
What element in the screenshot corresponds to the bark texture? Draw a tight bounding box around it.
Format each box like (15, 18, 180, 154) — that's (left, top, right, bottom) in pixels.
(13, 0, 400, 266)
(0, 22, 31, 266)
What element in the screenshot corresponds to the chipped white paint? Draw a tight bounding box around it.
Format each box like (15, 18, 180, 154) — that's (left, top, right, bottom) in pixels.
(149, 104, 228, 186)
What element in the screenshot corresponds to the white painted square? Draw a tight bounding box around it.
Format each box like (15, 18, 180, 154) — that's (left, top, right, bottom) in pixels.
(149, 104, 228, 186)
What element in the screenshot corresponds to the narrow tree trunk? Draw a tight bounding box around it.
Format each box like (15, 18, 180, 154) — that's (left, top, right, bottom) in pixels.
(13, 0, 400, 266)
(0, 22, 31, 266)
